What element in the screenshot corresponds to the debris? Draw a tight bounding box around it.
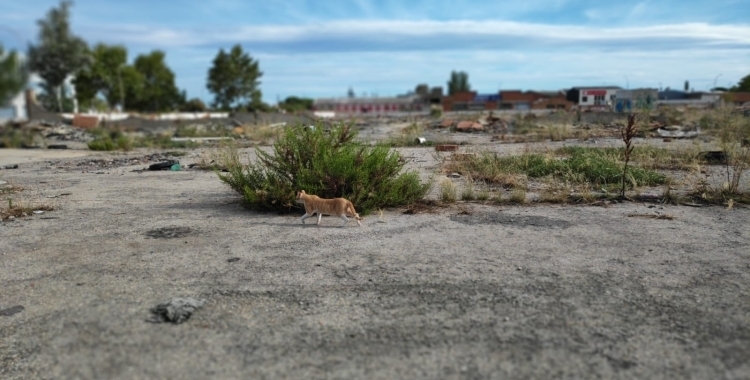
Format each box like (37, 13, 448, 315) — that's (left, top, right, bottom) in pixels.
(148, 160, 179, 171)
(657, 126, 700, 139)
(46, 192, 72, 198)
(47, 144, 68, 149)
(449, 172, 462, 178)
(147, 297, 206, 324)
(32, 210, 45, 215)
(3, 164, 19, 169)
(627, 213, 675, 220)
(227, 257, 240, 263)
(699, 151, 728, 165)
(414, 137, 427, 145)
(455, 121, 484, 132)
(0, 305, 24, 317)
(680, 202, 704, 208)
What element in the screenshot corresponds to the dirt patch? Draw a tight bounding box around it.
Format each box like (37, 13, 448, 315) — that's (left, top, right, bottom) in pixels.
(450, 211, 573, 228)
(144, 226, 196, 239)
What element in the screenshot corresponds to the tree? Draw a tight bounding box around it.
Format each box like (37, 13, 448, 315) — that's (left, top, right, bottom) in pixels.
(73, 44, 128, 110)
(684, 80, 689, 92)
(730, 74, 750, 93)
(206, 44, 262, 110)
(130, 50, 182, 112)
(447, 71, 470, 95)
(0, 44, 28, 106)
(278, 96, 313, 112)
(347, 87, 355, 98)
(181, 97, 207, 112)
(27, 1, 90, 112)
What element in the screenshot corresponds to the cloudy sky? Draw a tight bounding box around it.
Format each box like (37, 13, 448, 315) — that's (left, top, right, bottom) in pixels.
(1, 0, 749, 104)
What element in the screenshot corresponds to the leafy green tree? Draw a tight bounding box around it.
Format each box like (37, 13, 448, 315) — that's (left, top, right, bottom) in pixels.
(730, 74, 750, 93)
(73, 43, 128, 110)
(130, 50, 182, 112)
(206, 44, 263, 110)
(279, 96, 313, 112)
(181, 97, 207, 112)
(119, 65, 145, 111)
(27, 0, 90, 112)
(0, 44, 28, 106)
(447, 71, 470, 95)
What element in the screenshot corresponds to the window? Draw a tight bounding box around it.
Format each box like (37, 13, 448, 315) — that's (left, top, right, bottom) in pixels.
(610, 95, 616, 101)
(582, 96, 588, 103)
(594, 95, 605, 105)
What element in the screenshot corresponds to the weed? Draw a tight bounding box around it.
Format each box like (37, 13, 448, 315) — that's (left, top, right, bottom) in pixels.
(460, 176, 475, 201)
(385, 122, 432, 147)
(445, 148, 666, 191)
(244, 124, 280, 145)
(1, 199, 54, 220)
(0, 128, 41, 148)
(620, 114, 638, 197)
(217, 123, 429, 215)
(440, 179, 458, 203)
(509, 189, 528, 204)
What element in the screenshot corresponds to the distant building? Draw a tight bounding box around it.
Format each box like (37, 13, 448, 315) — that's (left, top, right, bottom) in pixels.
(567, 86, 622, 111)
(442, 90, 572, 112)
(614, 89, 658, 112)
(312, 94, 427, 116)
(655, 90, 722, 109)
(442, 91, 499, 111)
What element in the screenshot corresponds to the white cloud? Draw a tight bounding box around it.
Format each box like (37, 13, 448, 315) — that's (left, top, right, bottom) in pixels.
(84, 19, 750, 54)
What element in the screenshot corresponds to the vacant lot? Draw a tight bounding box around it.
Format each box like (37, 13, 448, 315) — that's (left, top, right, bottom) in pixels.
(1, 143, 749, 380)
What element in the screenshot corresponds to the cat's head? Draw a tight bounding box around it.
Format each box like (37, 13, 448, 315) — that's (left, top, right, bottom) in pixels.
(295, 190, 307, 202)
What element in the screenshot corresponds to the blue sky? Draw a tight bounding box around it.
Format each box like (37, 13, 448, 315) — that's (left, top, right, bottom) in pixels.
(1, 0, 749, 105)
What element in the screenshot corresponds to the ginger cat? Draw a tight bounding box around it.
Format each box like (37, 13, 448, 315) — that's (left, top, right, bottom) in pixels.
(295, 190, 363, 227)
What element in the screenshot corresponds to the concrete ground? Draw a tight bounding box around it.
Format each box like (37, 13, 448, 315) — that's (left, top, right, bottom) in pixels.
(1, 143, 749, 380)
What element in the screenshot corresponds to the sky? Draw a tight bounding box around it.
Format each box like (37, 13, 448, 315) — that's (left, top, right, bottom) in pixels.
(1, 0, 749, 105)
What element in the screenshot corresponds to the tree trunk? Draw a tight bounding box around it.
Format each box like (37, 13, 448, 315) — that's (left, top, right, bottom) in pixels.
(57, 85, 63, 113)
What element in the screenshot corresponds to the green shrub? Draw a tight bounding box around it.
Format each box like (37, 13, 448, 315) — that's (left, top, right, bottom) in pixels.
(218, 123, 429, 215)
(87, 133, 134, 151)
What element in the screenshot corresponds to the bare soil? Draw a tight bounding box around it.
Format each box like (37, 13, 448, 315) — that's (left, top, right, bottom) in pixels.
(1, 141, 749, 380)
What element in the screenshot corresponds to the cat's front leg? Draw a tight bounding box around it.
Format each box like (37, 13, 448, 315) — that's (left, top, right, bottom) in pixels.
(300, 213, 311, 224)
(316, 213, 323, 225)
(339, 215, 349, 227)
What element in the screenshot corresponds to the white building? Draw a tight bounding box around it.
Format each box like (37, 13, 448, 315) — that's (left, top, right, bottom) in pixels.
(569, 86, 622, 111)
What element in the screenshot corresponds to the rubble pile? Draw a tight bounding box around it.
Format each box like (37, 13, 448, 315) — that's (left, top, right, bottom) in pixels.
(46, 153, 182, 171)
(41, 124, 95, 143)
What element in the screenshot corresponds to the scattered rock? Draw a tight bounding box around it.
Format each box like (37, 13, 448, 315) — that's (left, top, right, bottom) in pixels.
(47, 144, 68, 149)
(147, 297, 206, 324)
(3, 164, 19, 169)
(227, 257, 241, 263)
(0, 305, 24, 317)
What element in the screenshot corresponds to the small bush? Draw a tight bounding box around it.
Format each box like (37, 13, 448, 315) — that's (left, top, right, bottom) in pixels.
(218, 123, 429, 215)
(0, 128, 41, 148)
(88, 135, 133, 151)
(440, 179, 457, 203)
